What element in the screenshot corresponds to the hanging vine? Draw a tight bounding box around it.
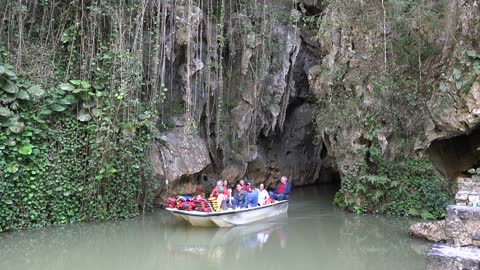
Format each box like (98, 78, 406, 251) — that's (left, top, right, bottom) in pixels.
(0, 0, 306, 231)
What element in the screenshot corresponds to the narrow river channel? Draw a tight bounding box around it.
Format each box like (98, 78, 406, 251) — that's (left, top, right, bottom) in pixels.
(0, 185, 430, 270)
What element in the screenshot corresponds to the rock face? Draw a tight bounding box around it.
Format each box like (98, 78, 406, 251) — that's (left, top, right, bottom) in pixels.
(426, 206, 480, 270)
(308, 0, 480, 173)
(411, 205, 480, 247)
(150, 0, 328, 192)
(445, 205, 480, 247)
(409, 220, 447, 243)
(427, 244, 480, 270)
(151, 126, 211, 193)
(151, 0, 480, 201)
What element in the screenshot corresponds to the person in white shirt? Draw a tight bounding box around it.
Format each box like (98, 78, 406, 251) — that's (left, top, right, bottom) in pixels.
(257, 231, 270, 245)
(224, 179, 232, 205)
(257, 183, 270, 206)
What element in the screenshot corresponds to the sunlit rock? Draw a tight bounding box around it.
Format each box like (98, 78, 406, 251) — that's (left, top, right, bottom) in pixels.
(427, 244, 480, 270)
(445, 205, 480, 247)
(411, 205, 480, 247)
(409, 220, 447, 243)
(151, 127, 211, 185)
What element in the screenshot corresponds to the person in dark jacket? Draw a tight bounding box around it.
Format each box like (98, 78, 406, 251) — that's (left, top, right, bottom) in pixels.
(270, 176, 291, 201)
(232, 184, 248, 209)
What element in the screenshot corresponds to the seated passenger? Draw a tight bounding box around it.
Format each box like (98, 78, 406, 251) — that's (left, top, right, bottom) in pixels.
(232, 184, 248, 209)
(240, 179, 253, 192)
(194, 184, 205, 199)
(223, 179, 231, 195)
(224, 179, 232, 205)
(216, 185, 228, 210)
(209, 180, 223, 198)
(269, 176, 291, 201)
(257, 183, 270, 205)
(248, 184, 259, 207)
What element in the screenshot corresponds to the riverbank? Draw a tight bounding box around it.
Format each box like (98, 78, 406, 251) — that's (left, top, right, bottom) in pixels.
(410, 205, 480, 269)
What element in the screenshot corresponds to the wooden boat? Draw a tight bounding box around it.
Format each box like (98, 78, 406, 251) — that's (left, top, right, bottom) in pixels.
(165, 200, 288, 227)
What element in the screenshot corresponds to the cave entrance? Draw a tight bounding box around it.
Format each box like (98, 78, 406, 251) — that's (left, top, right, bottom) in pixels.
(315, 142, 341, 201)
(428, 125, 480, 182)
(247, 98, 341, 198)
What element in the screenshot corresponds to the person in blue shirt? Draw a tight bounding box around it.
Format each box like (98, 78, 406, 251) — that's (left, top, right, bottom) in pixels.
(248, 183, 259, 207)
(232, 184, 248, 209)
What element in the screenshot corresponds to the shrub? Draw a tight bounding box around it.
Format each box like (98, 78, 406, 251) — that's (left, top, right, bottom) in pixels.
(334, 158, 451, 219)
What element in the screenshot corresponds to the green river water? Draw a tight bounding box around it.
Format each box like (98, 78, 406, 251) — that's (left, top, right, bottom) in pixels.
(0, 185, 430, 270)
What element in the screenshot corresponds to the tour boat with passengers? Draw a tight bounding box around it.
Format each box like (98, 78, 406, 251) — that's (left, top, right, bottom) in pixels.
(165, 200, 288, 227)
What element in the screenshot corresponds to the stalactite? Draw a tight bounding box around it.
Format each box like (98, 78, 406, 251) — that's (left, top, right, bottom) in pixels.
(193, 2, 200, 122)
(205, 0, 213, 149)
(185, 0, 192, 135)
(169, 0, 176, 103)
(215, 0, 225, 149)
(1, 0, 306, 172)
(152, 0, 161, 102)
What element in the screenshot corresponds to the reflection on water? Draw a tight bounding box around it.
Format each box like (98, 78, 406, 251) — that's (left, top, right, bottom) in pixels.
(0, 185, 429, 270)
(165, 217, 288, 265)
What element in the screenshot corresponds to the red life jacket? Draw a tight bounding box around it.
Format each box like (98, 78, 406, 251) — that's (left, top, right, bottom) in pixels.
(264, 198, 275, 205)
(194, 198, 212, 212)
(177, 201, 196, 211)
(163, 197, 177, 208)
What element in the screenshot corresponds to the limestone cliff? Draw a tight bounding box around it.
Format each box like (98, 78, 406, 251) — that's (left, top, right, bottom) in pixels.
(152, 0, 480, 202)
(310, 0, 480, 181)
(152, 0, 326, 195)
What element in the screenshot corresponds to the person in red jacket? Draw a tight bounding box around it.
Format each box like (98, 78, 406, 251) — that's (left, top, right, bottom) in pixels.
(239, 179, 251, 192)
(270, 176, 291, 201)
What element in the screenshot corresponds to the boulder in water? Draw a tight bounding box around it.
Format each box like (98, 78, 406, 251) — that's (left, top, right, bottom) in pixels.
(409, 220, 447, 243)
(427, 244, 480, 270)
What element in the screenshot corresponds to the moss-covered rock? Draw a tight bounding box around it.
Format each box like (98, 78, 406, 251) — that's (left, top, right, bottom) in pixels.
(309, 0, 480, 217)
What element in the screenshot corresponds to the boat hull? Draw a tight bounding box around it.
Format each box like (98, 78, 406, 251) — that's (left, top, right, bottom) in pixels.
(166, 200, 288, 227)
(172, 212, 216, 227)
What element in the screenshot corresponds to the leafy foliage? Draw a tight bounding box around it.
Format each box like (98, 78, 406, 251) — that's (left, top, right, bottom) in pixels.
(467, 167, 480, 175)
(334, 157, 451, 219)
(450, 49, 480, 94)
(0, 57, 156, 232)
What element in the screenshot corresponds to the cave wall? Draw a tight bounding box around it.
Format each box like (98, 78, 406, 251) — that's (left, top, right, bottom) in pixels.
(307, 0, 480, 182)
(244, 23, 328, 188)
(152, 0, 480, 196)
(151, 0, 333, 195)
